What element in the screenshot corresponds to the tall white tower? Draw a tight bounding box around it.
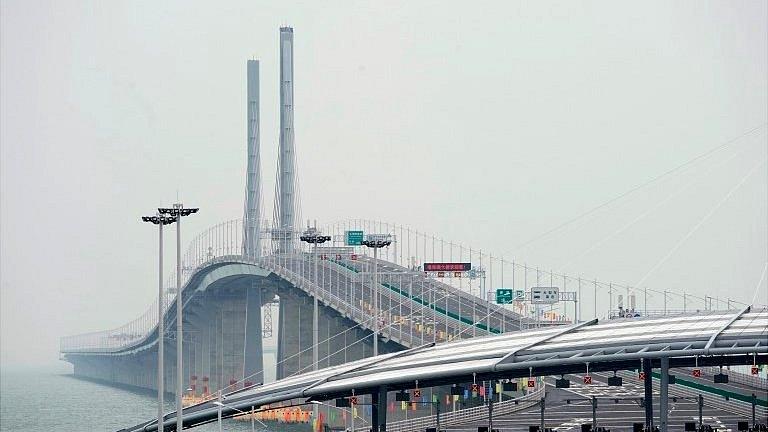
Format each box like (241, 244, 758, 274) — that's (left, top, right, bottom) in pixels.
(243, 60, 262, 259)
(274, 27, 300, 252)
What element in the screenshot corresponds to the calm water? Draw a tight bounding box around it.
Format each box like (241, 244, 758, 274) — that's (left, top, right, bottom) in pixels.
(0, 367, 285, 432)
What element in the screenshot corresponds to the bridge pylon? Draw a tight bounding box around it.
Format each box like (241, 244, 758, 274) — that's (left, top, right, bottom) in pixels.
(243, 59, 262, 259)
(273, 26, 300, 253)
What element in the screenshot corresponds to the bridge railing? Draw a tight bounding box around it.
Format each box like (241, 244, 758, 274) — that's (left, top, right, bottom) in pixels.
(324, 219, 759, 324)
(380, 387, 544, 432)
(61, 219, 255, 353)
(261, 253, 458, 350)
(61, 217, 762, 353)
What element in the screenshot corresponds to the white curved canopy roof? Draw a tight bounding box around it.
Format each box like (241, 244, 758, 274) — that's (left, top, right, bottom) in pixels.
(122, 307, 768, 431)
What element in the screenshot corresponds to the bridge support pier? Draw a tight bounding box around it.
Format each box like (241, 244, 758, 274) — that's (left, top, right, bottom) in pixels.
(643, 358, 654, 430)
(660, 357, 669, 432)
(198, 307, 213, 396)
(276, 292, 314, 379)
(243, 283, 264, 386)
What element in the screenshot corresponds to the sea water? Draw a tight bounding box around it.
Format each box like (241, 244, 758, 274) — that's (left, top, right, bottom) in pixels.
(0, 366, 283, 432)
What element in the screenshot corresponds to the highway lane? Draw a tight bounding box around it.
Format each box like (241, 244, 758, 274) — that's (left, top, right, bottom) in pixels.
(273, 253, 535, 353)
(443, 387, 752, 431)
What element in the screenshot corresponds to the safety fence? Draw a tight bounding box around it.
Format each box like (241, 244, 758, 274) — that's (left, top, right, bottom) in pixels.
(380, 387, 545, 432)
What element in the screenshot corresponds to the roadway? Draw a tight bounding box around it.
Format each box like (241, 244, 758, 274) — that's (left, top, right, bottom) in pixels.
(444, 371, 766, 432)
(268, 252, 541, 352)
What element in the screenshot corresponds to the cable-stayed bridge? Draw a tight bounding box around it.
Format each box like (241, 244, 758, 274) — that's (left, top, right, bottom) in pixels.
(59, 27, 766, 431)
(60, 215, 750, 394)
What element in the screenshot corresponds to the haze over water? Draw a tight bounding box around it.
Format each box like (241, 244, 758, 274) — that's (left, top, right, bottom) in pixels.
(0, 367, 276, 432)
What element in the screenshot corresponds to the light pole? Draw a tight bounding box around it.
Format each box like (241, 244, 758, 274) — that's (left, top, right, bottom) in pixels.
(158, 203, 198, 432)
(299, 226, 331, 422)
(141, 214, 177, 432)
(298, 226, 332, 372)
(361, 234, 392, 357)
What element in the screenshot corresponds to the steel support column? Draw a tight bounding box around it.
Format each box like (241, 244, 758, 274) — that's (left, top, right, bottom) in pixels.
(643, 358, 654, 430)
(660, 357, 669, 432)
(698, 394, 704, 428)
(371, 385, 388, 432)
(488, 382, 494, 432)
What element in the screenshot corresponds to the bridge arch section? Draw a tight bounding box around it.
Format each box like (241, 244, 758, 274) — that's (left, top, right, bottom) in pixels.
(62, 259, 407, 397)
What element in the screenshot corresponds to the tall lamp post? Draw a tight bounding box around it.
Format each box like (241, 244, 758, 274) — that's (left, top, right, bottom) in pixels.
(361, 234, 392, 357)
(299, 226, 331, 421)
(298, 226, 332, 371)
(141, 214, 177, 431)
(158, 203, 198, 432)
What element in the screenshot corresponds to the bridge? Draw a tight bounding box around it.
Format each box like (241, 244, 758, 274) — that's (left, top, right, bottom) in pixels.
(59, 27, 767, 431)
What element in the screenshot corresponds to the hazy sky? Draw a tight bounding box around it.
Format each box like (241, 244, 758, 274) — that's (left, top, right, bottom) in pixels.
(1, 0, 766, 368)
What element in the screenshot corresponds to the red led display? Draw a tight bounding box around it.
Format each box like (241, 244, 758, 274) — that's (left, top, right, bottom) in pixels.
(423, 262, 471, 272)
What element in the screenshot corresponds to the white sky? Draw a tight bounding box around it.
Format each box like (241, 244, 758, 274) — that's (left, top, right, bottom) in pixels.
(1, 0, 766, 368)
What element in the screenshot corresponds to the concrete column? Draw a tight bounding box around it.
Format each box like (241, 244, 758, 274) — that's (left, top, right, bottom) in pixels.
(211, 303, 222, 393)
(276, 295, 288, 379)
(660, 357, 669, 432)
(199, 308, 212, 396)
(220, 289, 248, 391)
(276, 292, 313, 378)
(243, 283, 264, 386)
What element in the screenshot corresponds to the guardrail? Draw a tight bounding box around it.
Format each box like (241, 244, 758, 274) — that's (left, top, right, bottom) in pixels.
(60, 217, 762, 354)
(379, 387, 545, 432)
(693, 366, 767, 390)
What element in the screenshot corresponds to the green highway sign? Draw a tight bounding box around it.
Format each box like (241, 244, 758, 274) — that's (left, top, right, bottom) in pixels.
(496, 288, 515, 304)
(345, 230, 364, 246)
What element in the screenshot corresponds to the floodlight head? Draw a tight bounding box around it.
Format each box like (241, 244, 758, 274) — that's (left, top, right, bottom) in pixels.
(158, 208, 174, 215)
(142, 216, 165, 225)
